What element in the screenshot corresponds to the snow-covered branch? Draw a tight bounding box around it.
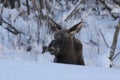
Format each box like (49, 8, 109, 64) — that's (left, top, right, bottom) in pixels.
(99, 0, 120, 19)
(0, 16, 23, 35)
(64, 0, 82, 21)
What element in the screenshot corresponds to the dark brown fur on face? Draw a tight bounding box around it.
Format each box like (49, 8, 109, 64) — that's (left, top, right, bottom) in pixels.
(42, 21, 85, 65)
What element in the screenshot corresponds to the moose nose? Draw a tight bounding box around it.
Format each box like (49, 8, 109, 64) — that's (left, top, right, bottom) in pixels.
(49, 46, 60, 55)
(49, 47, 55, 51)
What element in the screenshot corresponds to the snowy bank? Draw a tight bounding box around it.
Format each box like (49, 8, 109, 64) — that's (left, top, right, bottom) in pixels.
(0, 60, 120, 80)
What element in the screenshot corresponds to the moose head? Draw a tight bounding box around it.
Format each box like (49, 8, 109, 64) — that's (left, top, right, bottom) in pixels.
(42, 19, 85, 65)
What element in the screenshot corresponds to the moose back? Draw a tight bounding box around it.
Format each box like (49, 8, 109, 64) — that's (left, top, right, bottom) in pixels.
(42, 20, 85, 65)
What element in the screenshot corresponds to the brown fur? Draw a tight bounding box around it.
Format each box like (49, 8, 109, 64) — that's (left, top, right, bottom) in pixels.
(42, 21, 85, 65)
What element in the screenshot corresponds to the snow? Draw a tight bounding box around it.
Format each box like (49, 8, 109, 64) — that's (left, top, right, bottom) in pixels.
(0, 60, 120, 80)
(0, 0, 120, 80)
(111, 8, 120, 14)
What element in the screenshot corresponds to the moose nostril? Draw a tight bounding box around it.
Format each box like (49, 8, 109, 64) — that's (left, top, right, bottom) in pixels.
(49, 47, 55, 51)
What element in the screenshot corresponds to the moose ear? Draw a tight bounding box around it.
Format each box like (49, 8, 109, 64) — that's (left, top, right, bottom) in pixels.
(48, 19, 62, 31)
(69, 22, 83, 35)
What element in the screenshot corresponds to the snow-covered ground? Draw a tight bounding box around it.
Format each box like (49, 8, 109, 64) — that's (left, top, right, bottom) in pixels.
(0, 60, 120, 80)
(0, 47, 120, 80)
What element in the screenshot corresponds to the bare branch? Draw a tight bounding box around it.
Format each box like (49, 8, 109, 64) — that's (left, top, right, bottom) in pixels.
(109, 23, 120, 60)
(0, 16, 23, 35)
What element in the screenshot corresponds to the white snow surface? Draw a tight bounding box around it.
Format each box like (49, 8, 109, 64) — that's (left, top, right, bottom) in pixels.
(0, 60, 120, 80)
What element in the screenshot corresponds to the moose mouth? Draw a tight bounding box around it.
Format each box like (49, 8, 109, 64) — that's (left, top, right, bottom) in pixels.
(42, 46, 60, 55)
(49, 47, 60, 55)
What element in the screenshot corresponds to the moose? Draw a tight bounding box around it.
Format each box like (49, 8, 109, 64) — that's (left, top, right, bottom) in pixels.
(42, 19, 85, 65)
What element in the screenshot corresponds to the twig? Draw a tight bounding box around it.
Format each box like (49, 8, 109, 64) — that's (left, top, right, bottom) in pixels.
(99, 29, 109, 48)
(112, 52, 120, 61)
